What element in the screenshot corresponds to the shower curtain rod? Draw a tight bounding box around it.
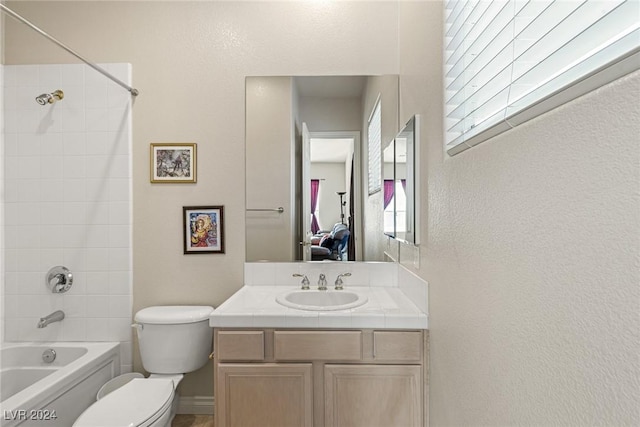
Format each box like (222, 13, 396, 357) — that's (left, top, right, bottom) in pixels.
(0, 4, 139, 97)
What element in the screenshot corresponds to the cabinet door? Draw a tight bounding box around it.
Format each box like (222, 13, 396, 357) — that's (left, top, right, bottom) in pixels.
(217, 363, 313, 427)
(324, 364, 422, 427)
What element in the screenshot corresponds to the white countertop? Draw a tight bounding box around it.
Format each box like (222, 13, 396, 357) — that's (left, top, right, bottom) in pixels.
(209, 285, 428, 329)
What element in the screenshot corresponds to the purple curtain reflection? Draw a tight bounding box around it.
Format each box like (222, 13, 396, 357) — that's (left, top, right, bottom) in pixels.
(311, 179, 320, 234)
(383, 180, 395, 209)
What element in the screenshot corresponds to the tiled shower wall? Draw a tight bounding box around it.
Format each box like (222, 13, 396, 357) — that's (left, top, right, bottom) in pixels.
(1, 64, 5, 344)
(2, 63, 133, 372)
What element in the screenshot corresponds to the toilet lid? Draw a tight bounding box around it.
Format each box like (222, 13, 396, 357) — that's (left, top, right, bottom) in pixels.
(73, 378, 174, 427)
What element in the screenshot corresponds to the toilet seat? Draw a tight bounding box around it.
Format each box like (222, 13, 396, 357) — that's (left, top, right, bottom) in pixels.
(73, 378, 174, 427)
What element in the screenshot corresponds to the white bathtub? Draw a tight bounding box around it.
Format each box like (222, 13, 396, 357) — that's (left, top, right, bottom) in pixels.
(0, 342, 120, 427)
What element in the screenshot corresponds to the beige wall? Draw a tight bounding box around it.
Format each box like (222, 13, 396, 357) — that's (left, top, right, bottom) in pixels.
(245, 76, 295, 262)
(4, 0, 400, 397)
(5, 1, 639, 424)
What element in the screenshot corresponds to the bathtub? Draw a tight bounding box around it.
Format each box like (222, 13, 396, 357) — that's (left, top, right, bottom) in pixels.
(0, 342, 120, 427)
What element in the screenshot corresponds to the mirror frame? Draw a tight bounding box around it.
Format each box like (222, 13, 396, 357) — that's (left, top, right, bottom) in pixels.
(384, 114, 420, 245)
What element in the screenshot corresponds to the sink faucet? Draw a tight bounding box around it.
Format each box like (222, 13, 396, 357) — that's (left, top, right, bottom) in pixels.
(292, 274, 310, 290)
(37, 310, 65, 328)
(334, 273, 352, 290)
(318, 274, 327, 291)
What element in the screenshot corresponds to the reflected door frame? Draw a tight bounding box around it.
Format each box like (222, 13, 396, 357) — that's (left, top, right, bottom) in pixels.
(305, 130, 361, 261)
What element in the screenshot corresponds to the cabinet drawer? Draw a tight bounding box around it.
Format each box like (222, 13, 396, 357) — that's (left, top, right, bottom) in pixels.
(217, 331, 264, 361)
(274, 331, 362, 360)
(373, 331, 422, 361)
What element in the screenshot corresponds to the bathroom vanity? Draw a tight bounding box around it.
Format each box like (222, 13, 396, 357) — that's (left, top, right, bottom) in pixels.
(209, 278, 428, 427)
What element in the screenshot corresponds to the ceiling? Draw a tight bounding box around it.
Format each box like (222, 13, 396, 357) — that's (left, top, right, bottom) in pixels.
(311, 138, 354, 163)
(295, 76, 367, 98)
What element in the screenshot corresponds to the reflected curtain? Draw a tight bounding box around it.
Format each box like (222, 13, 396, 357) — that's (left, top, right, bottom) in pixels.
(311, 179, 320, 234)
(383, 180, 395, 209)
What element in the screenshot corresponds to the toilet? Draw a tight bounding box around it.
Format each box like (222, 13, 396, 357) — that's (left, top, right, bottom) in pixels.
(73, 305, 214, 427)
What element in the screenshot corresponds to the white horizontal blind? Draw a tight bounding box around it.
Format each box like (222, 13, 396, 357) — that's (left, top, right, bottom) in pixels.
(368, 98, 382, 194)
(444, 0, 640, 155)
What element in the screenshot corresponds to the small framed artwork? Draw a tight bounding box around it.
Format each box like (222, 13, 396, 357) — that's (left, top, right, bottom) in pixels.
(183, 206, 225, 254)
(151, 143, 197, 183)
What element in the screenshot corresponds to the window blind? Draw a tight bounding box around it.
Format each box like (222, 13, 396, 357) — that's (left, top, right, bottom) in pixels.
(368, 99, 382, 194)
(444, 0, 640, 155)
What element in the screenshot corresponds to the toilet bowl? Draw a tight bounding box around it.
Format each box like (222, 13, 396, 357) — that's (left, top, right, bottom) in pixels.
(73, 306, 214, 427)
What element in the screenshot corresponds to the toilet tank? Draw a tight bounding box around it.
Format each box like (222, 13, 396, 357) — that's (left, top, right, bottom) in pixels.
(134, 306, 214, 374)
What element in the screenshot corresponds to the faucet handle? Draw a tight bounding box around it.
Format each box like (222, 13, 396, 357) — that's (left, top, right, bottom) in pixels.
(293, 274, 310, 290)
(335, 273, 352, 290)
(318, 274, 328, 291)
(46, 266, 73, 293)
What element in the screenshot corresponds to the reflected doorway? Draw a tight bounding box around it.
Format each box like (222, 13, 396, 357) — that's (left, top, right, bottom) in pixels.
(304, 133, 358, 261)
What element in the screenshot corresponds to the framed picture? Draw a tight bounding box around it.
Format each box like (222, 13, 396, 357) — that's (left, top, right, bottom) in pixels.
(183, 206, 225, 254)
(151, 143, 197, 183)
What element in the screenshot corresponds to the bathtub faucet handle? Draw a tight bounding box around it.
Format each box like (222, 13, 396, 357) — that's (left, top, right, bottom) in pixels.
(46, 266, 73, 293)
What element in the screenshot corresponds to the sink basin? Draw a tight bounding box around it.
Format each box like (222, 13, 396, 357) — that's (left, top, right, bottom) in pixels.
(276, 290, 368, 311)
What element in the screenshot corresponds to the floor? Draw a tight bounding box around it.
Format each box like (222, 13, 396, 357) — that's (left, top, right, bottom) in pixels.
(172, 414, 214, 427)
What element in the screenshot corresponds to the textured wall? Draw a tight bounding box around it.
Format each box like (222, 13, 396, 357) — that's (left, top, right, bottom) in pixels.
(398, 2, 640, 425)
(427, 73, 640, 425)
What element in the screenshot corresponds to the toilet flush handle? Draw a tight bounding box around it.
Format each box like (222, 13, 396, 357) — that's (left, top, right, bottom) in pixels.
(131, 322, 143, 332)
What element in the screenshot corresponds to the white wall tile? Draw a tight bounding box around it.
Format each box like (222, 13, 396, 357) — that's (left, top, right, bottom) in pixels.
(63, 132, 86, 156)
(15, 65, 39, 86)
(109, 202, 130, 225)
(40, 133, 64, 156)
(63, 179, 86, 202)
(63, 295, 87, 317)
(61, 108, 85, 132)
(17, 132, 41, 156)
(85, 108, 109, 132)
(86, 225, 110, 247)
(86, 179, 110, 202)
(109, 225, 130, 248)
(63, 156, 87, 178)
(85, 318, 110, 341)
(85, 248, 109, 270)
(4, 133, 18, 156)
(108, 271, 131, 295)
(108, 295, 132, 318)
(61, 64, 84, 87)
(86, 295, 110, 317)
(109, 248, 131, 270)
(63, 202, 88, 225)
(3, 64, 132, 375)
(41, 159, 64, 180)
(86, 272, 110, 295)
(108, 178, 130, 201)
(39, 64, 63, 87)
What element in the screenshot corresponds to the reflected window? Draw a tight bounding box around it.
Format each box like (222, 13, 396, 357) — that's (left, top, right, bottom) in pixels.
(367, 98, 382, 195)
(383, 179, 406, 233)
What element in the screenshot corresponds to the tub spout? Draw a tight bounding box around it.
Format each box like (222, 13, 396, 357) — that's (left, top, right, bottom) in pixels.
(37, 310, 65, 328)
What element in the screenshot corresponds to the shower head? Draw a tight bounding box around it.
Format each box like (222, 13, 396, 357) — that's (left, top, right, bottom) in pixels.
(35, 90, 64, 106)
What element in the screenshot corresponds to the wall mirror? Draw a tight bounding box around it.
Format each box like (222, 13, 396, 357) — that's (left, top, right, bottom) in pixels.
(245, 75, 399, 262)
(384, 115, 420, 244)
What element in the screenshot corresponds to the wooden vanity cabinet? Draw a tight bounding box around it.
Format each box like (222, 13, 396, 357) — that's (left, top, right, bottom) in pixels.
(213, 329, 429, 427)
